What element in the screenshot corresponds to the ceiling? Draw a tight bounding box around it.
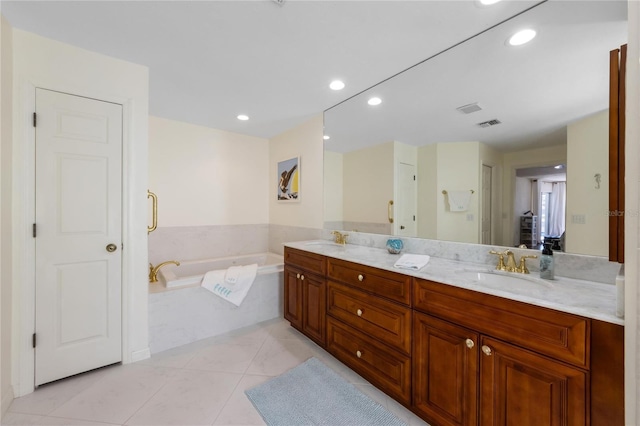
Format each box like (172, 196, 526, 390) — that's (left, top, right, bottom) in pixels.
(1, 0, 548, 139)
(323, 0, 629, 153)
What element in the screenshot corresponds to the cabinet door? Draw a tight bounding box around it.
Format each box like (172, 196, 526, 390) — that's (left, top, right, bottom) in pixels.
(479, 337, 587, 426)
(302, 272, 326, 346)
(413, 312, 478, 426)
(283, 266, 303, 330)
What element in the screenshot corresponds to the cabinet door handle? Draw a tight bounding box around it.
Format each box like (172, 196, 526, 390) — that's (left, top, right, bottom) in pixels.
(356, 309, 363, 317)
(482, 345, 492, 356)
(356, 350, 362, 358)
(300, 275, 305, 281)
(357, 274, 364, 282)
(465, 338, 475, 349)
(296, 273, 300, 279)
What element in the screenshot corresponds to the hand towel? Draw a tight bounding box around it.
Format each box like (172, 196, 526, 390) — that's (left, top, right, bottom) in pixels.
(201, 264, 258, 307)
(446, 190, 472, 212)
(225, 266, 241, 284)
(393, 254, 430, 270)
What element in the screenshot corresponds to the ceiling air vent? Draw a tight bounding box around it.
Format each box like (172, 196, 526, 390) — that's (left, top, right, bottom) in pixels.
(477, 119, 501, 128)
(456, 103, 482, 114)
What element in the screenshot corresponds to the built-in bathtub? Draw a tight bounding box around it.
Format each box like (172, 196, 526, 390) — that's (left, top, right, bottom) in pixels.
(148, 252, 284, 353)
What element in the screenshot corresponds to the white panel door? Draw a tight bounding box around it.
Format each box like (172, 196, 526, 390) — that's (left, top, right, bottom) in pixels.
(397, 162, 417, 237)
(35, 88, 123, 386)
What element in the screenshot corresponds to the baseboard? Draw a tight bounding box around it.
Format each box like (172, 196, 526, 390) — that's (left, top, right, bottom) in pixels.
(130, 347, 151, 363)
(1, 385, 14, 419)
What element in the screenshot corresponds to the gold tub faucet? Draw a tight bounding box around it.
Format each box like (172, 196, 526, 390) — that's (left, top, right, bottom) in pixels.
(149, 260, 180, 283)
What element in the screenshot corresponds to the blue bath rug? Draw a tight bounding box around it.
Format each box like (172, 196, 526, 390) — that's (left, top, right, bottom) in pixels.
(245, 357, 408, 426)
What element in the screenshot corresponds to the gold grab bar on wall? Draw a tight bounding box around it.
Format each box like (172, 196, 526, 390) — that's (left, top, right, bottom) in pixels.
(388, 200, 394, 224)
(147, 190, 158, 234)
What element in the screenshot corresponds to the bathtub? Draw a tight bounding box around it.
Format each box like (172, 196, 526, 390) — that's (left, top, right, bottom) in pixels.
(159, 252, 284, 288)
(148, 252, 284, 353)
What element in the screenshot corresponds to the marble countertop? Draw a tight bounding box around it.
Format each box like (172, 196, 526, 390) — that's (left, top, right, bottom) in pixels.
(285, 240, 624, 326)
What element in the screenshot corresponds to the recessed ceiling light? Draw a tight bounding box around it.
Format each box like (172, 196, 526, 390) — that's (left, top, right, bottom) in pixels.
(554, 165, 563, 169)
(508, 29, 536, 46)
(479, 0, 502, 5)
(368, 97, 382, 106)
(237, 114, 249, 121)
(323, 135, 330, 140)
(329, 80, 345, 91)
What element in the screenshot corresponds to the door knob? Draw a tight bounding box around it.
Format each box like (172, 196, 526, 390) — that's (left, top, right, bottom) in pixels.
(106, 243, 117, 253)
(400, 225, 405, 230)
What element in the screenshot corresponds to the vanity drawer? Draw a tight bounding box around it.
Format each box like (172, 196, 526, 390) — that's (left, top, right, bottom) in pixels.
(414, 278, 590, 368)
(327, 258, 411, 305)
(327, 317, 411, 405)
(284, 247, 326, 276)
(327, 281, 411, 355)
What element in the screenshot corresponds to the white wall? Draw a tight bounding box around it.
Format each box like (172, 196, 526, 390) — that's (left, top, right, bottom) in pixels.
(323, 150, 344, 223)
(502, 145, 567, 247)
(565, 111, 609, 256)
(417, 144, 437, 239)
(10, 29, 149, 397)
(149, 116, 269, 227)
(343, 141, 394, 225)
(437, 142, 480, 244)
(269, 114, 324, 229)
(625, 1, 640, 423)
(0, 13, 14, 416)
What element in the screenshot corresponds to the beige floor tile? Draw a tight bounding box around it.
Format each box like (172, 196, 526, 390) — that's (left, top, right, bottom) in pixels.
(212, 374, 271, 426)
(1, 412, 120, 425)
(49, 364, 177, 424)
(245, 337, 315, 376)
(184, 338, 264, 373)
(125, 369, 242, 426)
(9, 366, 113, 416)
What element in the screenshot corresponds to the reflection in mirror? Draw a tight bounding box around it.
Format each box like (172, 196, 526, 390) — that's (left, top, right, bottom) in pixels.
(323, 1, 627, 257)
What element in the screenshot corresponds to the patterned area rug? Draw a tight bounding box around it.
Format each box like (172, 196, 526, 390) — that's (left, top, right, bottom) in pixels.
(245, 357, 408, 426)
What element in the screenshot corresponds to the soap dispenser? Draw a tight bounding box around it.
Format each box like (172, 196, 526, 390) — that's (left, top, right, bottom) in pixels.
(540, 242, 555, 280)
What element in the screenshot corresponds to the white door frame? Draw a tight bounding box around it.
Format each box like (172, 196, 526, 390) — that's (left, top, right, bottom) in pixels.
(13, 81, 142, 396)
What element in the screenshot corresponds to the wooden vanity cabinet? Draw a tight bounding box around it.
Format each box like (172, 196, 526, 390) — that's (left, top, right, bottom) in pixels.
(325, 258, 413, 405)
(413, 278, 623, 426)
(283, 248, 327, 346)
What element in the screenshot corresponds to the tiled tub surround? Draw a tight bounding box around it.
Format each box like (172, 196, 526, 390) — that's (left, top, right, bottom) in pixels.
(148, 260, 284, 353)
(148, 224, 270, 265)
(291, 237, 622, 325)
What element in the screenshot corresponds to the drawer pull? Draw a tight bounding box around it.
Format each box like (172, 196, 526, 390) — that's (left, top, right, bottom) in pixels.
(301, 275, 305, 281)
(465, 338, 475, 349)
(358, 274, 364, 282)
(482, 345, 492, 356)
(296, 273, 300, 279)
(356, 350, 362, 358)
(356, 309, 363, 317)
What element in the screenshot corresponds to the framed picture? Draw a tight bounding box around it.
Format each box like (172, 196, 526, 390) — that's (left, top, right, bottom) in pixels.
(277, 156, 300, 202)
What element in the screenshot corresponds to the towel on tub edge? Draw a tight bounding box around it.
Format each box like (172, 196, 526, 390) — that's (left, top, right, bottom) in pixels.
(201, 264, 258, 307)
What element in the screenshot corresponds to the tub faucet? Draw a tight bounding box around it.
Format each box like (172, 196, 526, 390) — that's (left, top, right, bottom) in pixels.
(149, 260, 180, 283)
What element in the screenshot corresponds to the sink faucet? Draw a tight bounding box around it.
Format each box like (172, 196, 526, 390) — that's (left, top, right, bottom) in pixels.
(489, 250, 537, 274)
(331, 230, 348, 245)
(149, 260, 180, 283)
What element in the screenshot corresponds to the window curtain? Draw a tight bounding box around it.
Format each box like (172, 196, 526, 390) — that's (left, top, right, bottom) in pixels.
(549, 182, 566, 236)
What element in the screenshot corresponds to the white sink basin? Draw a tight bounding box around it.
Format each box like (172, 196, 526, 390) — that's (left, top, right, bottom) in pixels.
(455, 269, 553, 294)
(304, 241, 343, 247)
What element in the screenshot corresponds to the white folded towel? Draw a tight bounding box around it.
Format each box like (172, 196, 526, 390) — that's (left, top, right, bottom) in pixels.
(393, 254, 430, 270)
(225, 266, 241, 284)
(446, 190, 472, 212)
(201, 264, 258, 307)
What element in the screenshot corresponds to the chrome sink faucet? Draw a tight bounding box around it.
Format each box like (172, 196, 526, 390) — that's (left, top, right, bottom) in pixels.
(489, 249, 537, 274)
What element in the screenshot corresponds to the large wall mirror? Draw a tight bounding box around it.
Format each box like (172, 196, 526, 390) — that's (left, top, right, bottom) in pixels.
(323, 0, 627, 257)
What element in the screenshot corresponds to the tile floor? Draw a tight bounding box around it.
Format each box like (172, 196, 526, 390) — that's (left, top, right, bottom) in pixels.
(3, 318, 428, 426)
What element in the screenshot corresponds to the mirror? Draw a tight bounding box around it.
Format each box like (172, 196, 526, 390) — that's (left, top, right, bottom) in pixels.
(323, 0, 627, 257)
